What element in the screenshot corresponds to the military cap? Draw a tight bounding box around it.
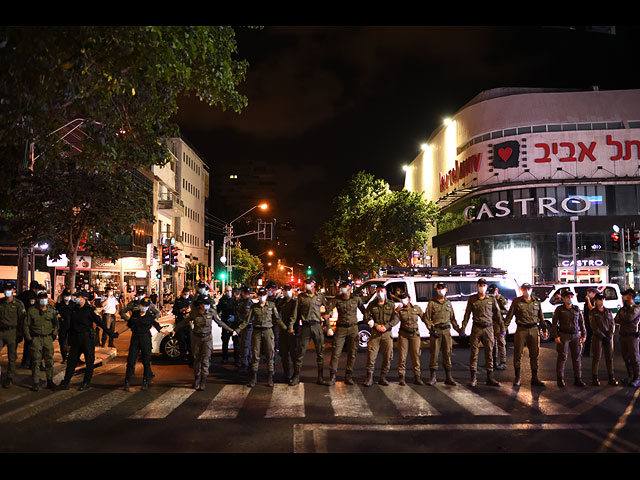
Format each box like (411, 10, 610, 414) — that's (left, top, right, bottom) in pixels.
(240, 286, 251, 294)
(339, 280, 352, 288)
(304, 277, 316, 284)
(78, 291, 92, 299)
(521, 283, 532, 289)
(560, 288, 574, 298)
(435, 282, 446, 289)
(62, 288, 71, 296)
(136, 286, 146, 293)
(37, 291, 48, 299)
(594, 293, 605, 301)
(375, 284, 387, 290)
(30, 280, 40, 290)
(197, 281, 207, 288)
(477, 278, 487, 285)
(193, 297, 211, 307)
(4, 282, 16, 290)
(257, 288, 267, 296)
(622, 288, 636, 297)
(283, 284, 293, 290)
(265, 281, 277, 290)
(140, 298, 151, 306)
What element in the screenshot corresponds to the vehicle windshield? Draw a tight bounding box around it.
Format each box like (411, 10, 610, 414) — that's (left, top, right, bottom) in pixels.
(353, 281, 386, 303)
(532, 286, 554, 302)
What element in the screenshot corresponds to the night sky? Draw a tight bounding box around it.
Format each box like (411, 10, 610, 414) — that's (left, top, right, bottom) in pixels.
(174, 26, 640, 271)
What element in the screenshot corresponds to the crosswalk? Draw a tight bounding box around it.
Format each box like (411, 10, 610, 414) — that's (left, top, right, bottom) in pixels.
(2, 378, 639, 424)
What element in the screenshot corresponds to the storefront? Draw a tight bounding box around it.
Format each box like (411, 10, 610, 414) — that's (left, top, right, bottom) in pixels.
(403, 87, 640, 289)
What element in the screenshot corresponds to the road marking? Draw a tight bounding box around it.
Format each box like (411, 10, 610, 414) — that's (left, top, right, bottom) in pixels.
(0, 390, 83, 423)
(0, 389, 29, 405)
(499, 384, 573, 416)
(129, 387, 195, 419)
(53, 358, 121, 384)
(57, 390, 130, 422)
(380, 384, 440, 416)
(198, 385, 251, 420)
(435, 385, 509, 416)
(328, 383, 373, 417)
(265, 383, 305, 418)
(598, 388, 640, 453)
(568, 387, 631, 416)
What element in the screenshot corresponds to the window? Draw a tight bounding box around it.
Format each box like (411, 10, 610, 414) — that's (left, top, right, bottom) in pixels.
(414, 281, 437, 302)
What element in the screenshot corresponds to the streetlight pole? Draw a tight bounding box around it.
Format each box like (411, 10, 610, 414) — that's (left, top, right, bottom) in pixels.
(570, 216, 578, 282)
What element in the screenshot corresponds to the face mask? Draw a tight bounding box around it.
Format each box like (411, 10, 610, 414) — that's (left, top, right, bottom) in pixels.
(595, 301, 604, 309)
(74, 297, 83, 304)
(140, 306, 149, 313)
(268, 291, 274, 297)
(226, 291, 233, 297)
(478, 286, 487, 295)
(64, 296, 71, 302)
(436, 289, 446, 297)
(564, 297, 573, 305)
(4, 291, 12, 298)
(184, 294, 191, 299)
(341, 288, 350, 295)
(377, 292, 386, 301)
(285, 290, 293, 298)
(402, 298, 409, 306)
(39, 299, 48, 306)
(199, 288, 206, 295)
(108, 291, 113, 296)
(260, 296, 268, 303)
(204, 304, 211, 311)
(305, 284, 314, 292)
(523, 289, 532, 298)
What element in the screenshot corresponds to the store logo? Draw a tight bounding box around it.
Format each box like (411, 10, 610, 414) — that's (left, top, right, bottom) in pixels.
(492, 141, 520, 169)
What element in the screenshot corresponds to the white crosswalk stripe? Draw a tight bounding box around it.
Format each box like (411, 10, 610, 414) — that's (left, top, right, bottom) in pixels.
(198, 384, 251, 420)
(129, 387, 195, 419)
(380, 384, 440, 416)
(57, 390, 131, 422)
(566, 387, 633, 416)
(266, 383, 305, 418)
(498, 384, 573, 415)
(329, 383, 373, 417)
(435, 385, 510, 416)
(0, 390, 84, 423)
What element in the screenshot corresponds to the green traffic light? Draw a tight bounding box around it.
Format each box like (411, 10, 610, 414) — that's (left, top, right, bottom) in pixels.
(219, 272, 227, 280)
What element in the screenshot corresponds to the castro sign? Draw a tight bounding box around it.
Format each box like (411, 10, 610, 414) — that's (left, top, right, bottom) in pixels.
(463, 195, 591, 221)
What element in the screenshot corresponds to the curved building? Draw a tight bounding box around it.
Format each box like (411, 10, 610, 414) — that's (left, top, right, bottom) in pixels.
(404, 87, 640, 288)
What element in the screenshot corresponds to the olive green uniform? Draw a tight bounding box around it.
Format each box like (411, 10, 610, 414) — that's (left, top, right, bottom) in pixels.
(396, 304, 426, 380)
(24, 305, 59, 387)
(327, 294, 366, 378)
(237, 300, 284, 374)
(589, 307, 616, 383)
(424, 297, 462, 371)
(551, 304, 586, 381)
(614, 304, 640, 386)
(190, 308, 234, 389)
(364, 299, 399, 378)
(293, 292, 330, 373)
(505, 296, 544, 371)
(492, 293, 508, 366)
(0, 297, 26, 385)
(462, 294, 503, 375)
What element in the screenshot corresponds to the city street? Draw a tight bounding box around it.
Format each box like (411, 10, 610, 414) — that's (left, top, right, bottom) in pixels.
(2, 320, 640, 453)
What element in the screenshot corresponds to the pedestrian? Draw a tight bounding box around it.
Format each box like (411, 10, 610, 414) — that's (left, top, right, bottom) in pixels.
(235, 288, 283, 387)
(327, 280, 366, 386)
(217, 284, 239, 365)
(124, 299, 167, 391)
(0, 282, 26, 389)
(172, 287, 193, 363)
(16, 280, 40, 368)
(582, 287, 597, 357)
(189, 297, 236, 391)
(395, 292, 426, 386)
(55, 288, 74, 364)
(289, 278, 331, 386)
(276, 284, 298, 384)
(614, 289, 640, 387)
(589, 293, 618, 386)
(362, 285, 399, 387)
(24, 292, 59, 391)
(488, 284, 508, 370)
(235, 286, 254, 373)
(423, 282, 464, 386)
(99, 286, 119, 348)
(551, 288, 587, 387)
(149, 288, 158, 306)
(504, 283, 546, 387)
(59, 291, 119, 391)
(461, 278, 503, 387)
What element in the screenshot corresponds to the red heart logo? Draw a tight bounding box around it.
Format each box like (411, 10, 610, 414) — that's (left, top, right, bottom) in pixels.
(498, 147, 512, 162)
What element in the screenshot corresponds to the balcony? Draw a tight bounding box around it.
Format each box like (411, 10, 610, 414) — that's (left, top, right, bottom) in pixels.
(158, 193, 184, 217)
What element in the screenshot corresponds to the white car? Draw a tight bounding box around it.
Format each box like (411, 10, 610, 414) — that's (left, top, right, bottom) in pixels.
(151, 313, 233, 359)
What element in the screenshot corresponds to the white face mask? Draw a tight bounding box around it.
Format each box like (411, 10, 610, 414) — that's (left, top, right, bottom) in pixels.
(199, 288, 207, 295)
(226, 291, 233, 297)
(341, 288, 350, 295)
(204, 304, 211, 311)
(377, 292, 386, 301)
(523, 289, 532, 298)
(260, 295, 268, 303)
(140, 306, 149, 313)
(401, 298, 409, 306)
(437, 289, 446, 297)
(285, 290, 293, 298)
(64, 296, 71, 302)
(305, 284, 314, 292)
(478, 286, 487, 295)
(39, 299, 48, 306)
(4, 290, 12, 298)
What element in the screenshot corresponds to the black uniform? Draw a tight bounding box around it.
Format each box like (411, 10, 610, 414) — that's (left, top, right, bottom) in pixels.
(172, 295, 193, 361)
(125, 309, 163, 384)
(55, 298, 74, 363)
(217, 294, 239, 364)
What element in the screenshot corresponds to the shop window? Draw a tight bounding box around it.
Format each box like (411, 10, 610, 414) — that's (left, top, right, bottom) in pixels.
(533, 125, 546, 133)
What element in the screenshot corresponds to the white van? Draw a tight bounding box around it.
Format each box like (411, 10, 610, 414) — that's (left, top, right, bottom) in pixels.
(0, 265, 52, 298)
(329, 266, 521, 350)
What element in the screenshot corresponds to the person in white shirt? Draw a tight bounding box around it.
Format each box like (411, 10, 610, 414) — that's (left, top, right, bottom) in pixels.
(99, 286, 119, 348)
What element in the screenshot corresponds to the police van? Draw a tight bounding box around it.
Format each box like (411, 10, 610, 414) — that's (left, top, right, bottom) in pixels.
(0, 265, 52, 297)
(330, 265, 522, 351)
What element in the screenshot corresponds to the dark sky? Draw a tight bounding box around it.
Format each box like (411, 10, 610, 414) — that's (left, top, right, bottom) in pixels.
(174, 26, 640, 269)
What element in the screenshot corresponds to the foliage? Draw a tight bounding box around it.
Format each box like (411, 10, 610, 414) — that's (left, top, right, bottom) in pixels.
(216, 246, 263, 286)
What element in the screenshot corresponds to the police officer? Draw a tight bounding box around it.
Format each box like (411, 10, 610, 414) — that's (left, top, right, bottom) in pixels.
(290, 278, 331, 387)
(217, 284, 239, 365)
(504, 283, 546, 387)
(55, 289, 74, 364)
(124, 299, 167, 391)
(327, 280, 366, 386)
(24, 292, 59, 391)
(363, 285, 399, 387)
(17, 280, 40, 368)
(551, 289, 587, 387)
(172, 287, 193, 363)
(235, 288, 283, 388)
(424, 282, 463, 386)
(395, 292, 426, 386)
(462, 278, 503, 387)
(0, 283, 26, 388)
(265, 280, 281, 355)
(488, 284, 508, 370)
(582, 287, 597, 357)
(614, 289, 640, 387)
(60, 292, 118, 391)
(190, 297, 236, 391)
(276, 284, 299, 384)
(589, 293, 618, 386)
(193, 281, 209, 305)
(235, 286, 254, 373)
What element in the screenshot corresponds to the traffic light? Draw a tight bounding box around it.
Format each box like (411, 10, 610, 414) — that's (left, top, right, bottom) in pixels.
(170, 245, 178, 266)
(631, 230, 640, 250)
(611, 232, 621, 252)
(306, 266, 313, 276)
(218, 271, 226, 281)
(155, 269, 161, 279)
(626, 262, 632, 273)
(162, 245, 171, 265)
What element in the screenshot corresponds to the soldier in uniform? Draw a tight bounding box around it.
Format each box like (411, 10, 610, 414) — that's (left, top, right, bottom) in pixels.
(582, 287, 597, 357)
(124, 299, 167, 391)
(289, 278, 331, 387)
(190, 297, 236, 391)
(17, 281, 40, 369)
(551, 289, 587, 387)
(24, 292, 59, 391)
(60, 291, 118, 391)
(488, 284, 508, 370)
(614, 289, 640, 387)
(362, 285, 399, 387)
(276, 284, 298, 384)
(504, 283, 546, 387)
(217, 284, 239, 365)
(395, 292, 426, 385)
(462, 278, 503, 387)
(424, 282, 464, 386)
(172, 287, 193, 363)
(327, 280, 366, 386)
(55, 289, 74, 364)
(235, 288, 283, 388)
(0, 283, 26, 388)
(589, 293, 618, 386)
(235, 286, 254, 373)
(265, 280, 281, 356)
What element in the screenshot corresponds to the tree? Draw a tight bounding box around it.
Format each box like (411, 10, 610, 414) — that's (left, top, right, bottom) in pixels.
(315, 171, 440, 277)
(0, 26, 252, 290)
(217, 246, 263, 286)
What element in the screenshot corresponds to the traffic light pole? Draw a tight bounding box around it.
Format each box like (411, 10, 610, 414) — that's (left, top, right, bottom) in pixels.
(622, 226, 627, 290)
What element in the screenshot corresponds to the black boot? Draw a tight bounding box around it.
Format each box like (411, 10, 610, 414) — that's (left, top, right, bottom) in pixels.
(531, 370, 545, 387)
(317, 367, 329, 386)
(486, 371, 500, 387)
(378, 373, 389, 386)
(444, 368, 457, 386)
(414, 374, 424, 386)
(289, 369, 300, 386)
(513, 367, 521, 386)
(329, 370, 337, 386)
(557, 376, 566, 388)
(247, 371, 257, 388)
(363, 371, 374, 387)
(592, 375, 600, 386)
(192, 374, 201, 389)
(469, 370, 477, 387)
(608, 374, 619, 386)
(428, 369, 437, 386)
(344, 371, 354, 385)
(575, 377, 586, 387)
(398, 374, 406, 386)
(46, 379, 56, 390)
(141, 379, 149, 391)
(124, 380, 131, 392)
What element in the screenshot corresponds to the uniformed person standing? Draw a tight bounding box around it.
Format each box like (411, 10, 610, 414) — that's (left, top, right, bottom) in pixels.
(504, 283, 546, 387)
(423, 282, 463, 386)
(265, 281, 281, 356)
(217, 285, 239, 365)
(276, 284, 299, 384)
(614, 289, 640, 387)
(235, 288, 283, 388)
(589, 293, 618, 386)
(582, 287, 597, 357)
(172, 287, 193, 363)
(55, 289, 74, 364)
(289, 278, 331, 387)
(488, 284, 508, 370)
(17, 281, 40, 369)
(462, 278, 503, 387)
(362, 285, 399, 387)
(551, 289, 587, 387)
(327, 281, 366, 386)
(235, 286, 254, 374)
(0, 283, 26, 389)
(395, 292, 426, 386)
(24, 292, 59, 391)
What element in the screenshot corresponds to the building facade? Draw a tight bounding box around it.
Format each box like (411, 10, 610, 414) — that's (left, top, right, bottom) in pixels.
(404, 87, 640, 290)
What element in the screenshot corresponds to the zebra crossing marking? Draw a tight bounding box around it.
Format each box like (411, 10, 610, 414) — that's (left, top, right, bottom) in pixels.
(498, 384, 573, 416)
(57, 390, 131, 422)
(380, 384, 440, 416)
(198, 384, 251, 420)
(328, 383, 373, 417)
(265, 383, 305, 418)
(129, 387, 195, 419)
(434, 384, 509, 416)
(0, 390, 83, 423)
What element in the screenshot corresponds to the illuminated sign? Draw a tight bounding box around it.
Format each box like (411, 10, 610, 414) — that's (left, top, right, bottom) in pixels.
(560, 259, 605, 267)
(463, 195, 591, 221)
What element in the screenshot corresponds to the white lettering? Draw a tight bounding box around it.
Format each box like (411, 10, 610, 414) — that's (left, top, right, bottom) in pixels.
(513, 198, 535, 215)
(538, 197, 559, 215)
(463, 206, 476, 221)
(561, 196, 591, 214)
(475, 203, 494, 220)
(494, 200, 511, 217)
